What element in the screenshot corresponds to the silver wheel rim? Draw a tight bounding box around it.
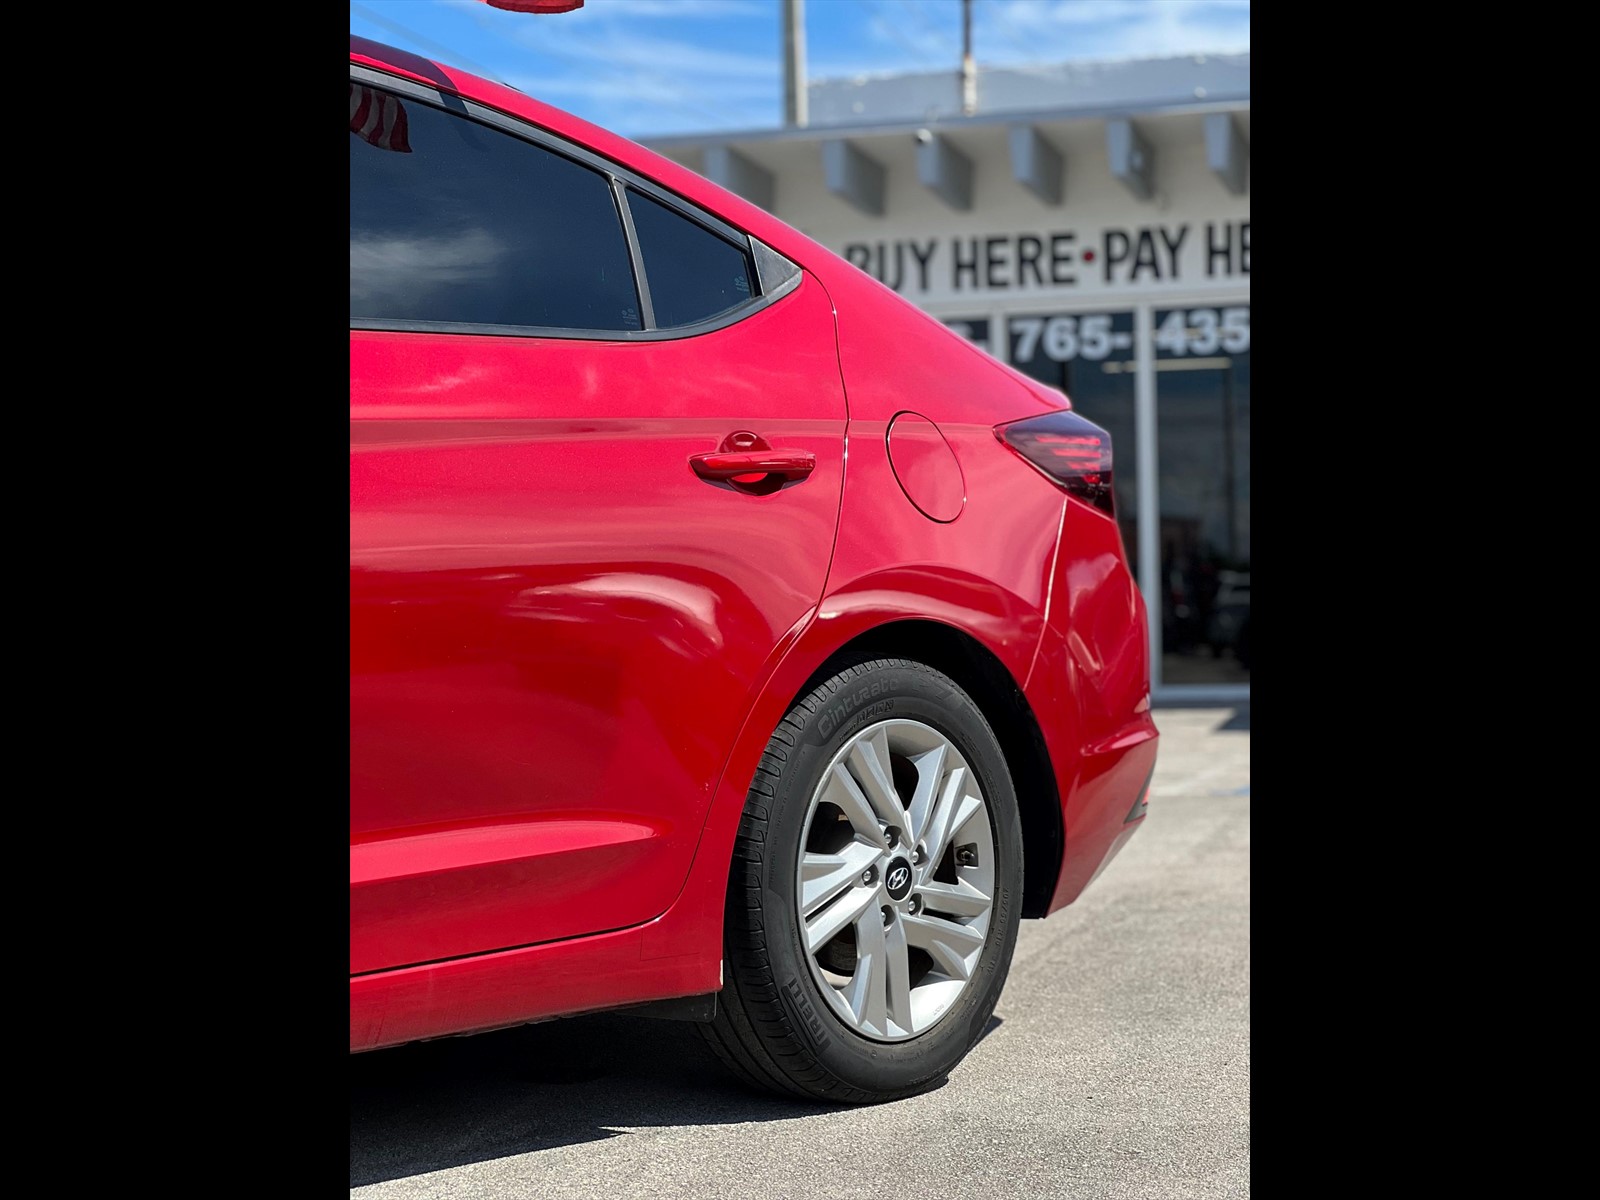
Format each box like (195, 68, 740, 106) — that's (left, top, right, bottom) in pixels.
(794, 718, 996, 1042)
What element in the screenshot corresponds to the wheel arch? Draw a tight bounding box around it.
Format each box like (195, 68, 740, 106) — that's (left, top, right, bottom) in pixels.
(641, 582, 1067, 972)
(786, 619, 1063, 920)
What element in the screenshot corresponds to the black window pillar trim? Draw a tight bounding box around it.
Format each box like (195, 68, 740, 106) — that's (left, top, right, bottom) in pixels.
(349, 61, 805, 341)
(612, 177, 657, 330)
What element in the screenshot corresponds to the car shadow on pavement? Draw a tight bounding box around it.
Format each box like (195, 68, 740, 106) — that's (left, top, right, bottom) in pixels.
(1215, 707, 1249, 732)
(351, 1010, 997, 1187)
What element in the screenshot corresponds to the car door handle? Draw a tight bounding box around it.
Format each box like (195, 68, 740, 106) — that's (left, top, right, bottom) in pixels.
(689, 449, 816, 482)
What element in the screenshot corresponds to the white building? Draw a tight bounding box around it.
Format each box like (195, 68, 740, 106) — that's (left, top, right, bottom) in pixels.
(645, 54, 1251, 701)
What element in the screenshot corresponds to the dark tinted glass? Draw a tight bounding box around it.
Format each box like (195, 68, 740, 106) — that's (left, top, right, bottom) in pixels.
(627, 190, 754, 328)
(1154, 304, 1250, 684)
(350, 83, 641, 330)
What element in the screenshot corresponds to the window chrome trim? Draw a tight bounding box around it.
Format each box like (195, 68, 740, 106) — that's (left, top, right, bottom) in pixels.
(349, 63, 801, 341)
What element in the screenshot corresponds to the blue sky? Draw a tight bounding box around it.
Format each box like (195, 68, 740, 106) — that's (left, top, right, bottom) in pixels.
(350, 0, 1250, 137)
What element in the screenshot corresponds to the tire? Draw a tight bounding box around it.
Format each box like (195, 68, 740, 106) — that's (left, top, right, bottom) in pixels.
(701, 657, 1023, 1103)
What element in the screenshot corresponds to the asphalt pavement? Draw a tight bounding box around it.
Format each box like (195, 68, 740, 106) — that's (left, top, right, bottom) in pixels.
(351, 704, 1250, 1198)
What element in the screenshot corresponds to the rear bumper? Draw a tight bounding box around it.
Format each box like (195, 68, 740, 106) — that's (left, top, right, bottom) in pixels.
(1047, 722, 1156, 910)
(1026, 499, 1158, 913)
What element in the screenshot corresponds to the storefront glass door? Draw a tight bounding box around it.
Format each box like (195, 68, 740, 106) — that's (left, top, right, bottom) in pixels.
(1152, 305, 1250, 684)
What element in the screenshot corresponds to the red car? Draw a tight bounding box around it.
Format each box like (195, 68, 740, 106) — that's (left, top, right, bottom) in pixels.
(350, 36, 1158, 1103)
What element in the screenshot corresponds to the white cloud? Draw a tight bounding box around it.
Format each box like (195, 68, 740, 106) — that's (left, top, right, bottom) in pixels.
(422, 0, 779, 132)
(814, 0, 1248, 83)
(442, 0, 762, 17)
(983, 0, 1250, 63)
(864, 0, 958, 68)
(540, 28, 775, 81)
(505, 9, 780, 130)
(601, 0, 764, 17)
(350, 230, 505, 305)
(379, 0, 1247, 136)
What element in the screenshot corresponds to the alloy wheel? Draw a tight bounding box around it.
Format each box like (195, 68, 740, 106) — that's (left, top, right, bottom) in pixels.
(794, 719, 996, 1042)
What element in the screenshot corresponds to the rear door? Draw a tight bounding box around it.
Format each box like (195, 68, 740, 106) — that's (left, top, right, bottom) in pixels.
(349, 69, 846, 974)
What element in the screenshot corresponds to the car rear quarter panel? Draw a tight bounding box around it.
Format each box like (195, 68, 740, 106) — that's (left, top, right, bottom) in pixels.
(639, 273, 1081, 965)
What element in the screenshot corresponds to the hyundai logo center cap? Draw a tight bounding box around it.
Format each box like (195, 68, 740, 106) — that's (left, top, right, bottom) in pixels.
(884, 857, 914, 902)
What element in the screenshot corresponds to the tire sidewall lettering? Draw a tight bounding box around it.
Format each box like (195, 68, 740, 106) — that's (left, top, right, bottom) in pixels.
(779, 975, 832, 1052)
(813, 674, 902, 744)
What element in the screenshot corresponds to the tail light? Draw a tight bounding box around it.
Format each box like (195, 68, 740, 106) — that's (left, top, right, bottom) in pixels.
(995, 410, 1115, 516)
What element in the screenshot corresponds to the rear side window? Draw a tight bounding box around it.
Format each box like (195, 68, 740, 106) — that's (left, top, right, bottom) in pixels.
(350, 83, 641, 331)
(627, 189, 755, 329)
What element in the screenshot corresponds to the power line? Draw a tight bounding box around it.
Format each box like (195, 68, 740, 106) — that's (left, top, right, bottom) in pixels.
(984, 0, 1044, 61)
(894, 0, 958, 56)
(349, 1, 506, 83)
(450, 0, 736, 128)
(866, 0, 945, 69)
(505, 36, 732, 126)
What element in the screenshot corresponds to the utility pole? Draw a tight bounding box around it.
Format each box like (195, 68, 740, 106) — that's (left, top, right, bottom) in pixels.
(961, 0, 977, 116)
(783, 0, 808, 128)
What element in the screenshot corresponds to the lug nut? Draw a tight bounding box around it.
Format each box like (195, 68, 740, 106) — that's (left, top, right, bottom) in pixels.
(911, 845, 925, 866)
(861, 865, 878, 886)
(885, 827, 901, 849)
(881, 905, 895, 927)
(908, 894, 923, 914)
